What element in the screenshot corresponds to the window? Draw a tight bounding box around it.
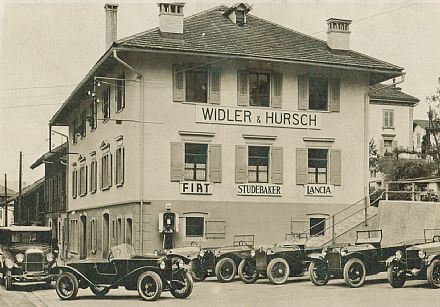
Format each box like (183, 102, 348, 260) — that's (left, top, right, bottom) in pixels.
(115, 146, 125, 186)
(90, 158, 97, 193)
(186, 69, 208, 103)
(102, 87, 110, 121)
(89, 102, 97, 131)
(70, 219, 78, 253)
(235, 10, 245, 25)
(184, 143, 208, 181)
(90, 219, 97, 253)
(116, 74, 125, 112)
(72, 118, 79, 144)
(101, 152, 112, 190)
(249, 72, 270, 107)
(79, 162, 87, 196)
(117, 218, 122, 245)
(80, 111, 86, 138)
(126, 218, 133, 245)
(186, 216, 205, 237)
(308, 148, 328, 184)
(383, 109, 394, 128)
(72, 165, 77, 198)
(309, 217, 325, 236)
(309, 77, 328, 111)
(384, 139, 393, 149)
(248, 146, 269, 183)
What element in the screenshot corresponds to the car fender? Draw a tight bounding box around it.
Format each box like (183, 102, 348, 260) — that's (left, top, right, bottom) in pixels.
(218, 252, 246, 265)
(308, 253, 327, 263)
(55, 265, 96, 287)
(426, 254, 440, 265)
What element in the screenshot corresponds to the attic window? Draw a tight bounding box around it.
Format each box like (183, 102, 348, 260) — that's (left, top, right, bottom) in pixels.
(236, 10, 245, 25)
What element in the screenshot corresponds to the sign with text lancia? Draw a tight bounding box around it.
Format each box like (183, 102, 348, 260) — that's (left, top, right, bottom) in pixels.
(196, 105, 321, 130)
(180, 181, 213, 195)
(237, 184, 282, 197)
(305, 184, 334, 197)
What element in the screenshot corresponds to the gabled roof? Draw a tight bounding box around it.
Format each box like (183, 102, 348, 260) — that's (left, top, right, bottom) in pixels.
(0, 185, 16, 198)
(30, 142, 67, 170)
(369, 84, 419, 105)
(9, 178, 44, 201)
(117, 5, 403, 73)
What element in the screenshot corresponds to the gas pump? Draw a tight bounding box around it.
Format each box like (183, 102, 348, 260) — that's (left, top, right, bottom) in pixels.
(158, 203, 179, 250)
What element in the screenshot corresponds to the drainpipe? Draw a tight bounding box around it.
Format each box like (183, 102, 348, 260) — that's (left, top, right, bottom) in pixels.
(112, 50, 145, 253)
(363, 73, 405, 224)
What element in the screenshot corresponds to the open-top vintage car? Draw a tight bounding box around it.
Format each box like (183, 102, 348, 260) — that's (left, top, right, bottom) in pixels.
(237, 234, 318, 285)
(54, 243, 193, 301)
(386, 228, 440, 288)
(308, 230, 410, 288)
(0, 226, 58, 290)
(189, 234, 255, 283)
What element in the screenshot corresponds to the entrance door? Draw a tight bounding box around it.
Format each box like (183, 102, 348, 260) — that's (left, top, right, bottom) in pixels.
(103, 213, 110, 258)
(80, 215, 87, 260)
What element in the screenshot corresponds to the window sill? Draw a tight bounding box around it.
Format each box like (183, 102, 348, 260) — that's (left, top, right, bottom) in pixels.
(103, 119, 110, 124)
(116, 182, 124, 188)
(101, 186, 111, 191)
(90, 190, 96, 194)
(79, 193, 87, 197)
(115, 108, 124, 114)
(307, 109, 331, 113)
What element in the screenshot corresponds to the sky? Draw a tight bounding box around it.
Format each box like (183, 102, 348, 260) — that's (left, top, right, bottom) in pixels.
(1, 0, 440, 190)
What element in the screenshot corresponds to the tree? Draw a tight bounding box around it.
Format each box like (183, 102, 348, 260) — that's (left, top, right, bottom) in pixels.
(378, 158, 436, 181)
(426, 77, 440, 174)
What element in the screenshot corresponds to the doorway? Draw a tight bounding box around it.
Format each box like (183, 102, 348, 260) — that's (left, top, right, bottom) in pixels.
(80, 215, 87, 260)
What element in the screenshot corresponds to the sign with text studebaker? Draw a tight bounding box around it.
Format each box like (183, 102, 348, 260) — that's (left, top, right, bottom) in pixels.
(196, 105, 321, 129)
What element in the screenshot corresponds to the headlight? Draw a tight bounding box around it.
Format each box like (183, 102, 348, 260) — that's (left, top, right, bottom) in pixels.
(5, 258, 14, 269)
(395, 250, 403, 260)
(159, 260, 166, 269)
(267, 248, 274, 255)
(154, 250, 158, 256)
(178, 259, 184, 268)
(46, 253, 54, 262)
(214, 249, 221, 257)
(418, 250, 426, 259)
(250, 249, 256, 257)
(15, 253, 24, 263)
(199, 250, 205, 257)
(340, 248, 348, 257)
(322, 246, 328, 257)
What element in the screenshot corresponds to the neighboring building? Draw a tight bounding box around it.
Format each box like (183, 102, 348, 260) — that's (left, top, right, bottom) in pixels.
(0, 184, 15, 226)
(369, 84, 419, 156)
(30, 143, 68, 258)
(11, 178, 45, 226)
(412, 119, 440, 154)
(49, 3, 404, 259)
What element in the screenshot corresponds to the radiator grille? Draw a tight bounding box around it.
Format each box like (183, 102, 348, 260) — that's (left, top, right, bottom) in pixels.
(25, 251, 45, 273)
(326, 253, 341, 269)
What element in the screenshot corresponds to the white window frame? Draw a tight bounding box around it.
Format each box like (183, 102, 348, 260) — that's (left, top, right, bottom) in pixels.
(115, 73, 125, 113)
(101, 147, 112, 190)
(247, 145, 270, 183)
(383, 109, 395, 128)
(307, 147, 329, 184)
(79, 158, 87, 197)
(72, 164, 77, 199)
(184, 142, 208, 182)
(183, 213, 207, 241)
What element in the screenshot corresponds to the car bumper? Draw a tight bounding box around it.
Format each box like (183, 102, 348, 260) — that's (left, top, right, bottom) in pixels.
(10, 273, 57, 282)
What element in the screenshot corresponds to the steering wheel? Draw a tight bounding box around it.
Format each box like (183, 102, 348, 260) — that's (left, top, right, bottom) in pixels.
(433, 235, 440, 243)
(107, 251, 114, 261)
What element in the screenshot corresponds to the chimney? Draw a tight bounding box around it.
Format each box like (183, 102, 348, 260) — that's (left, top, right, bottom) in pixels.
(326, 18, 352, 51)
(158, 2, 185, 38)
(104, 4, 119, 49)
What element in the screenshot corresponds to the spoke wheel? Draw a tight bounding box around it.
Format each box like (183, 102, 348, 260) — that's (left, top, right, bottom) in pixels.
(190, 259, 207, 282)
(170, 271, 193, 299)
(343, 258, 366, 288)
(137, 271, 162, 301)
(267, 258, 290, 285)
(309, 261, 330, 286)
(427, 259, 440, 288)
(387, 264, 405, 288)
(55, 272, 79, 300)
(215, 258, 237, 283)
(238, 258, 259, 284)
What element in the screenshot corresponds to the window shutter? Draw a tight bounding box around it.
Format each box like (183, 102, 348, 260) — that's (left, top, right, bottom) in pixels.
(235, 145, 248, 183)
(121, 147, 125, 184)
(109, 153, 113, 188)
(209, 144, 222, 183)
(170, 142, 184, 182)
(85, 165, 88, 194)
(271, 73, 283, 109)
(271, 147, 283, 184)
(329, 78, 341, 112)
(173, 65, 185, 102)
(209, 69, 221, 104)
(298, 76, 309, 110)
(237, 71, 248, 106)
(330, 149, 342, 186)
(296, 148, 307, 185)
(99, 158, 103, 190)
(390, 111, 394, 127)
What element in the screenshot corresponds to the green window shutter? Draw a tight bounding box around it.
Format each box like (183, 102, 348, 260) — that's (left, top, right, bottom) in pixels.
(271, 146, 283, 184)
(271, 72, 283, 109)
(173, 65, 185, 102)
(235, 145, 248, 183)
(209, 144, 222, 183)
(296, 148, 307, 185)
(298, 76, 309, 110)
(170, 142, 184, 182)
(330, 149, 342, 186)
(209, 69, 221, 104)
(237, 70, 248, 106)
(329, 78, 341, 112)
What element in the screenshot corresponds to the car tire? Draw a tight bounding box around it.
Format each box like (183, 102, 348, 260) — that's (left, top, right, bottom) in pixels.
(238, 258, 259, 284)
(387, 264, 405, 288)
(215, 257, 237, 283)
(343, 258, 366, 288)
(55, 272, 79, 300)
(309, 261, 330, 286)
(137, 271, 162, 301)
(190, 259, 207, 282)
(170, 271, 193, 299)
(267, 258, 290, 285)
(91, 286, 110, 298)
(427, 259, 440, 288)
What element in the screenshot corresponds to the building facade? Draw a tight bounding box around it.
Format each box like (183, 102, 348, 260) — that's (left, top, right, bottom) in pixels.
(11, 178, 45, 226)
(49, 3, 404, 259)
(0, 184, 15, 227)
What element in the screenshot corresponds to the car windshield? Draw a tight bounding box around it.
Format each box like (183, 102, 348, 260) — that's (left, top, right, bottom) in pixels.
(10, 231, 52, 244)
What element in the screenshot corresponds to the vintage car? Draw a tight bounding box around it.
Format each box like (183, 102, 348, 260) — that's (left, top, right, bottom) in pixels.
(308, 229, 409, 288)
(386, 228, 440, 288)
(0, 226, 58, 290)
(189, 235, 255, 283)
(54, 243, 193, 301)
(237, 235, 318, 285)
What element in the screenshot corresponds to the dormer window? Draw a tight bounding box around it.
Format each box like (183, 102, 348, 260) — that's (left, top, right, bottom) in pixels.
(235, 10, 245, 26)
(224, 3, 252, 26)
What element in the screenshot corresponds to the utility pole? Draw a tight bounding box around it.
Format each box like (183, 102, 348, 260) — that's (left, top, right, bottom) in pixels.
(4, 174, 8, 227)
(19, 151, 22, 225)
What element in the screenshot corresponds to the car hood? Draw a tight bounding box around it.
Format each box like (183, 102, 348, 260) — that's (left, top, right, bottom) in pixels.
(334, 244, 376, 253)
(170, 246, 200, 257)
(407, 242, 440, 254)
(3, 243, 51, 255)
(216, 245, 251, 253)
